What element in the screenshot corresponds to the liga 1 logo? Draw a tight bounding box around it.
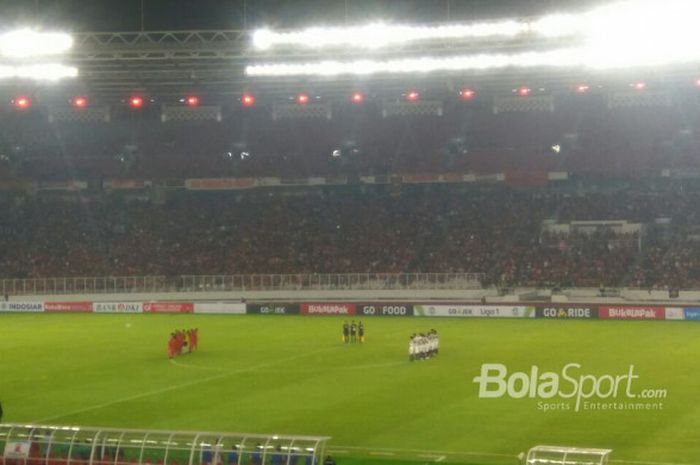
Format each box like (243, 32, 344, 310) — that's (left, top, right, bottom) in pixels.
(473, 363, 667, 412)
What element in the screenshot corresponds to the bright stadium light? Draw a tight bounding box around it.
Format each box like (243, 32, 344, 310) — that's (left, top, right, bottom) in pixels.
(581, 0, 700, 68)
(0, 29, 73, 58)
(529, 14, 586, 38)
(246, 48, 584, 77)
(252, 21, 530, 50)
(0, 63, 78, 80)
(247, 0, 700, 77)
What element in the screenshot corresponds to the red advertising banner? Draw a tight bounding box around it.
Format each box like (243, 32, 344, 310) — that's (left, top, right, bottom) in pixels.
(143, 302, 194, 313)
(504, 171, 548, 187)
(185, 178, 256, 190)
(300, 303, 356, 315)
(38, 180, 87, 191)
(599, 306, 665, 320)
(45, 301, 93, 313)
(103, 179, 151, 190)
(402, 174, 440, 184)
(442, 173, 466, 183)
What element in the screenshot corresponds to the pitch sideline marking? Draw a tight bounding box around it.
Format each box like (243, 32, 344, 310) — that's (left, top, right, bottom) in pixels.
(611, 460, 697, 465)
(33, 345, 343, 423)
(418, 454, 447, 463)
(331, 444, 515, 459)
(330, 446, 694, 465)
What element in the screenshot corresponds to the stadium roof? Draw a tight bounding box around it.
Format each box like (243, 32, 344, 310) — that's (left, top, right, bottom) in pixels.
(1, 0, 698, 102)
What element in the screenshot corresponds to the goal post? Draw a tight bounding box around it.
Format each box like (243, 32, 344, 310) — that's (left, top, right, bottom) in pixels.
(526, 445, 612, 465)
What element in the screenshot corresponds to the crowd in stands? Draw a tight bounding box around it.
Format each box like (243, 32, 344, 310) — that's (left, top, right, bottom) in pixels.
(2, 186, 700, 290)
(0, 101, 699, 180)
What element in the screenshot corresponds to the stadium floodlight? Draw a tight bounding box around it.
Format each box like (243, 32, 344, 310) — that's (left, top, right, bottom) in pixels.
(0, 29, 73, 58)
(0, 63, 78, 80)
(581, 0, 700, 69)
(248, 0, 700, 77)
(246, 48, 584, 77)
(252, 21, 530, 50)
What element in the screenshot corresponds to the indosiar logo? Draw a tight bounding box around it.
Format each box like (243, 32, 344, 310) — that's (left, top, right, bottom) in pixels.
(473, 363, 667, 412)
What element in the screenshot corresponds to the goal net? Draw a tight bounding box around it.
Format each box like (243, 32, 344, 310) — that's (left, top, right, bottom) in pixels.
(526, 445, 612, 465)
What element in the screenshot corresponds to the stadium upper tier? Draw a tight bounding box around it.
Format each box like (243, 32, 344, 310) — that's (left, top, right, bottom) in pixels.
(0, 99, 698, 181)
(0, 187, 699, 290)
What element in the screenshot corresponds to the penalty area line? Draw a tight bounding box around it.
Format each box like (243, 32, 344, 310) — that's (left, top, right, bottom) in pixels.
(33, 346, 343, 423)
(168, 359, 228, 372)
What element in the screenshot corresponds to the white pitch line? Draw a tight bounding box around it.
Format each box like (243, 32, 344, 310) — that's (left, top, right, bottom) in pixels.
(611, 460, 697, 465)
(331, 447, 690, 465)
(169, 359, 228, 372)
(333, 444, 515, 458)
(33, 346, 343, 423)
(418, 454, 447, 463)
(369, 452, 395, 456)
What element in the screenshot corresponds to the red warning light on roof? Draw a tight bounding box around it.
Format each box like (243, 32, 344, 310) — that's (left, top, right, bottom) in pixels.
(72, 96, 88, 108)
(129, 96, 144, 108)
(14, 96, 30, 109)
(241, 93, 255, 107)
(460, 88, 475, 100)
(351, 91, 364, 104)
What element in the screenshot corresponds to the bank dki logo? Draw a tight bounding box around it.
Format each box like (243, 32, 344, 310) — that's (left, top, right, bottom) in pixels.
(472, 363, 667, 412)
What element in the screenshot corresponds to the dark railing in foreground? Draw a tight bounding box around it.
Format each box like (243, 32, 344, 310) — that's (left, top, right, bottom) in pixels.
(0, 273, 485, 296)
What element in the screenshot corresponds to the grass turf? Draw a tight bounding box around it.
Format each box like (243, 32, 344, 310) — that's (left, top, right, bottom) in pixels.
(1, 314, 699, 465)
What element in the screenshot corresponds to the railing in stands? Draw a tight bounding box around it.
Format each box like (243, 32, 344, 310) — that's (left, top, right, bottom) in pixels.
(0, 273, 484, 296)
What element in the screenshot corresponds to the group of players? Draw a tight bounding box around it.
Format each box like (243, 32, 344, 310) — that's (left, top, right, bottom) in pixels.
(409, 330, 439, 361)
(168, 328, 198, 358)
(342, 320, 365, 343)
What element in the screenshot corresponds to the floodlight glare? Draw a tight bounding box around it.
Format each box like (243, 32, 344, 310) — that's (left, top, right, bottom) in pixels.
(581, 0, 700, 69)
(0, 63, 78, 81)
(0, 29, 73, 58)
(252, 21, 530, 50)
(247, 0, 700, 77)
(246, 48, 584, 77)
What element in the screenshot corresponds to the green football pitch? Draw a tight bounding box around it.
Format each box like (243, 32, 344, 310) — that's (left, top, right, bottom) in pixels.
(2, 314, 700, 465)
